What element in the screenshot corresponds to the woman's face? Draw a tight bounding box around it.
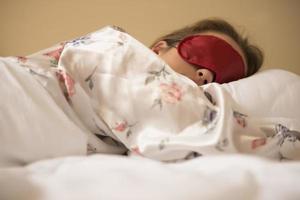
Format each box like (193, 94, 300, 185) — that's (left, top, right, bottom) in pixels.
(151, 31, 246, 86)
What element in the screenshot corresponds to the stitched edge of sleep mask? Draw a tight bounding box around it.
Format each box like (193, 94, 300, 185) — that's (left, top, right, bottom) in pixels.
(177, 35, 246, 83)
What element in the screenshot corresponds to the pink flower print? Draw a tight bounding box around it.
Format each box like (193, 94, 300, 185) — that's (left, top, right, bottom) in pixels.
(56, 70, 75, 99)
(113, 121, 137, 138)
(65, 76, 75, 96)
(113, 121, 128, 132)
(159, 82, 182, 104)
(251, 138, 266, 149)
(236, 118, 246, 128)
(131, 146, 142, 155)
(44, 46, 64, 63)
(17, 56, 27, 63)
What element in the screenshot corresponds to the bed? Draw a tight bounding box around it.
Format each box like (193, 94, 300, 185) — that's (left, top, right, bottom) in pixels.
(0, 26, 300, 200)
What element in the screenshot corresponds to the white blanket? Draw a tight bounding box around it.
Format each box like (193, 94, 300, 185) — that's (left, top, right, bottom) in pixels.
(0, 26, 300, 167)
(1, 154, 300, 200)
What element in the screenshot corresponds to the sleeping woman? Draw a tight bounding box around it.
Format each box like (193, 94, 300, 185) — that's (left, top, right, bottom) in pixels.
(1, 18, 299, 166)
(150, 18, 263, 86)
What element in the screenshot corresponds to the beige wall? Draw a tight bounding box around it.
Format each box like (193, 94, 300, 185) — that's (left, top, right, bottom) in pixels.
(1, 0, 299, 74)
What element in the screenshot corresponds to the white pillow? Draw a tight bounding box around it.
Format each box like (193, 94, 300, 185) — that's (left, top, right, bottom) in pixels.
(221, 69, 300, 118)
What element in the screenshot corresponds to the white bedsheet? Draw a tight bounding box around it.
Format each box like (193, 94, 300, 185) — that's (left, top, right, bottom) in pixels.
(1, 154, 300, 200)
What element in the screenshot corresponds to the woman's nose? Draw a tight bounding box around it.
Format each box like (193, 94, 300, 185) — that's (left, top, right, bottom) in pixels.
(195, 68, 214, 85)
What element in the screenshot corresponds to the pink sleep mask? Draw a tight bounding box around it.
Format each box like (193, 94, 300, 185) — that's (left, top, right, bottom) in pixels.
(177, 35, 246, 83)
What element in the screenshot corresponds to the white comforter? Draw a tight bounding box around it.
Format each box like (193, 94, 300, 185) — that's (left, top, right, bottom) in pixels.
(1, 154, 300, 200)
